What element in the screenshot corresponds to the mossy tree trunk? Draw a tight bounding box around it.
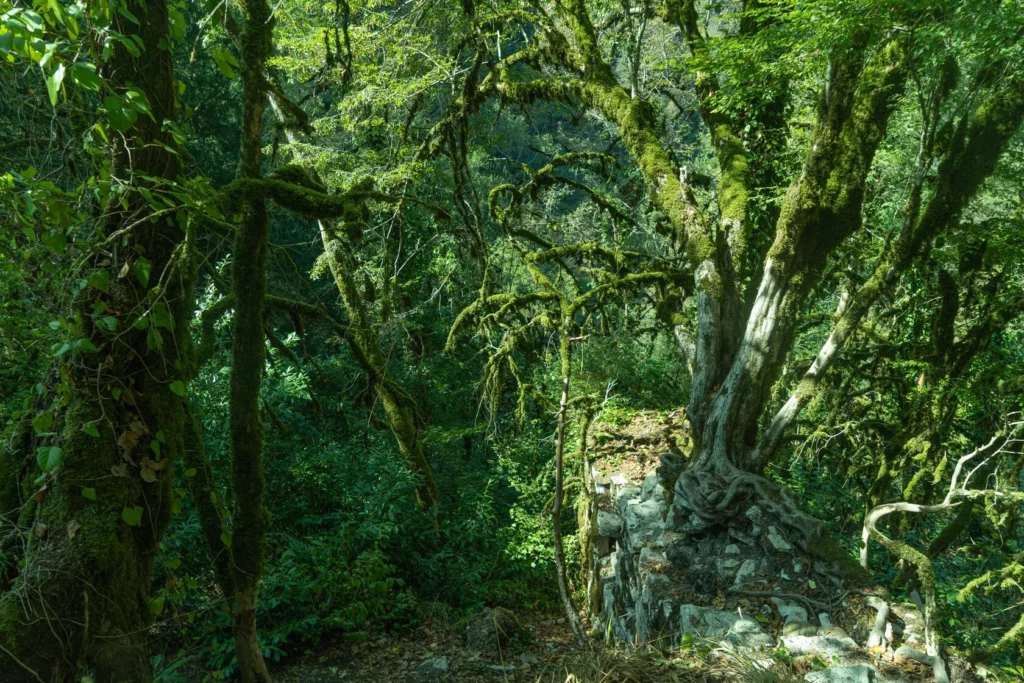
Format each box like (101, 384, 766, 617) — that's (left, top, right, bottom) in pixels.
(317, 223, 439, 509)
(265, 94, 440, 511)
(229, 0, 275, 679)
(0, 0, 190, 679)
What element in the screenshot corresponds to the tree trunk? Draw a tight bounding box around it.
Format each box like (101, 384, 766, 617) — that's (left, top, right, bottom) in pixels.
(0, 0, 188, 678)
(552, 373, 587, 645)
(229, 0, 275, 679)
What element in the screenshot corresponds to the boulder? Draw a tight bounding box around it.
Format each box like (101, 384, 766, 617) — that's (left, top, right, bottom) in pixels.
(677, 605, 773, 649)
(464, 608, 520, 652)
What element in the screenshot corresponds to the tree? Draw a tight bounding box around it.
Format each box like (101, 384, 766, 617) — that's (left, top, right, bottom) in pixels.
(0, 0, 193, 678)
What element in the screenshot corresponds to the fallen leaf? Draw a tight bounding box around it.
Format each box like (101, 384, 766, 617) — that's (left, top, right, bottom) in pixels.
(117, 430, 140, 451)
(67, 519, 81, 539)
(33, 522, 47, 538)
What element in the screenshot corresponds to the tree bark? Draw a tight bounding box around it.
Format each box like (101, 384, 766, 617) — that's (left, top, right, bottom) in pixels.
(229, 0, 275, 679)
(0, 0, 188, 678)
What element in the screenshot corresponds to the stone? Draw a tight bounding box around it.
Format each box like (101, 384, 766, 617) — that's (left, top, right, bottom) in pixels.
(804, 665, 877, 683)
(819, 613, 833, 628)
(519, 653, 540, 666)
(766, 525, 794, 552)
(745, 506, 764, 525)
(617, 487, 642, 514)
(772, 597, 808, 624)
(464, 608, 520, 652)
(717, 557, 740, 576)
(723, 544, 741, 555)
(597, 511, 623, 538)
(782, 632, 859, 657)
(723, 617, 776, 650)
(417, 656, 449, 680)
(487, 665, 516, 673)
(641, 475, 665, 503)
(733, 559, 758, 586)
(623, 499, 666, 544)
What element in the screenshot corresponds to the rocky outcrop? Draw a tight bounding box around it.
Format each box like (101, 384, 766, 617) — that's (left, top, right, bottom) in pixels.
(583, 411, 984, 683)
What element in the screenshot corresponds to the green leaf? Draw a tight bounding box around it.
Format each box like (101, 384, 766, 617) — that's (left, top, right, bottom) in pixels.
(150, 439, 161, 457)
(152, 302, 175, 330)
(149, 594, 164, 615)
(69, 62, 101, 90)
(185, 467, 197, 477)
(100, 316, 118, 332)
(211, 48, 238, 79)
(88, 269, 110, 293)
(118, 6, 140, 24)
(133, 256, 151, 287)
(74, 338, 99, 353)
(166, 558, 181, 570)
(168, 380, 186, 397)
(121, 506, 143, 527)
(103, 95, 137, 133)
(36, 445, 63, 473)
(48, 232, 67, 253)
(219, 531, 232, 548)
(31, 412, 53, 434)
(83, 424, 100, 438)
(155, 430, 166, 443)
(111, 388, 122, 401)
(81, 487, 97, 500)
(45, 62, 65, 106)
(51, 342, 71, 357)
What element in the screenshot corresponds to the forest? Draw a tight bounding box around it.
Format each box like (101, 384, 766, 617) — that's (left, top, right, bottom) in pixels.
(1, 0, 1023, 681)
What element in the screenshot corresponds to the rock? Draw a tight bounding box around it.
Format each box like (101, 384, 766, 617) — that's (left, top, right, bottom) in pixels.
(819, 613, 833, 628)
(723, 618, 776, 650)
(678, 605, 771, 647)
(597, 511, 623, 537)
(623, 499, 666, 544)
(724, 544, 741, 555)
(766, 525, 794, 552)
(772, 597, 808, 624)
(641, 475, 665, 503)
(465, 608, 520, 652)
(733, 559, 758, 586)
(717, 557, 740, 576)
(804, 664, 877, 683)
(782, 631, 859, 657)
(519, 653, 540, 665)
(746, 506, 764, 525)
(416, 656, 449, 680)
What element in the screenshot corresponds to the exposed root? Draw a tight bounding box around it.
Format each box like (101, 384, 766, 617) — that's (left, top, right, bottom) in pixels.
(675, 460, 866, 584)
(863, 595, 890, 649)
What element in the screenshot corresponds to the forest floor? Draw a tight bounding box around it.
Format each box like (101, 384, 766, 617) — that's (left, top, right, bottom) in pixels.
(272, 610, 588, 682)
